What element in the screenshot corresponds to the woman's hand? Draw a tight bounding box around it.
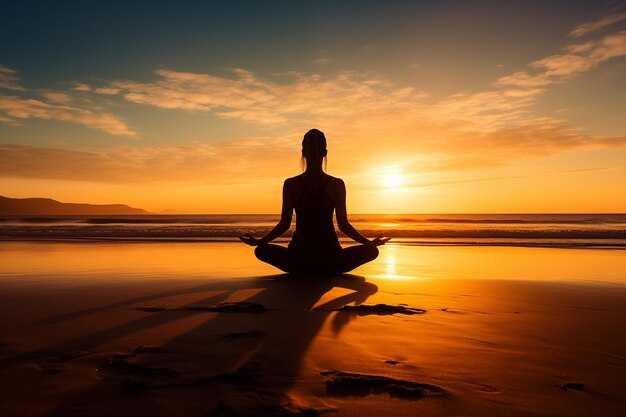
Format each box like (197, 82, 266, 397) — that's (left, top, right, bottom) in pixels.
(370, 234, 391, 246)
(239, 233, 261, 246)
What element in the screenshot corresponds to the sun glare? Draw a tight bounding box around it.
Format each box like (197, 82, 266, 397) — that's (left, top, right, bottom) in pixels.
(380, 170, 405, 192)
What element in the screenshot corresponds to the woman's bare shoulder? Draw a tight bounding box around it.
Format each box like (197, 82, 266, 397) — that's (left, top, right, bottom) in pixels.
(285, 175, 302, 182)
(327, 175, 344, 186)
(283, 175, 303, 189)
(325, 175, 345, 194)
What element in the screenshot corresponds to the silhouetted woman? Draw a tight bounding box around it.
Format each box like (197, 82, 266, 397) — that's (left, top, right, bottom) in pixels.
(240, 129, 390, 273)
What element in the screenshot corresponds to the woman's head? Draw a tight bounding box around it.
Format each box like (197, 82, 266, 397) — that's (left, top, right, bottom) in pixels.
(301, 129, 327, 171)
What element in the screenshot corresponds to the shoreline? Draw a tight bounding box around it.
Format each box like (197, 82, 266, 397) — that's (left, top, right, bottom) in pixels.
(1, 236, 625, 249)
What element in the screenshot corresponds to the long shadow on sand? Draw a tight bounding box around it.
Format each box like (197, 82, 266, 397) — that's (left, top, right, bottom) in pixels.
(25, 273, 378, 416)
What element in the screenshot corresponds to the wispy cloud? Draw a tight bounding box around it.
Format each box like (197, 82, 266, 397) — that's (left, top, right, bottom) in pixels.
(72, 83, 92, 92)
(0, 64, 25, 91)
(96, 68, 428, 124)
(41, 91, 73, 103)
(94, 87, 120, 95)
(0, 95, 136, 137)
(0, 115, 17, 123)
(569, 11, 626, 37)
(496, 30, 626, 88)
(0, 137, 296, 183)
(0, 66, 136, 137)
(561, 165, 626, 173)
(312, 57, 332, 65)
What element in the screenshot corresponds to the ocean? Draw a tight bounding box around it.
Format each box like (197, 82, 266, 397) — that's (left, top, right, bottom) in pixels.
(0, 214, 624, 248)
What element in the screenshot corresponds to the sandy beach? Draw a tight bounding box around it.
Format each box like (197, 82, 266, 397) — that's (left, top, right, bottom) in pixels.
(0, 241, 624, 416)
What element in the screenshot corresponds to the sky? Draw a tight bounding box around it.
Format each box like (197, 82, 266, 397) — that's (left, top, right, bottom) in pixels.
(1, 0, 625, 213)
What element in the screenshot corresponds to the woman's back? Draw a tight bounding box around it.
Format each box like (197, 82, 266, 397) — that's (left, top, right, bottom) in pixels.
(288, 173, 341, 257)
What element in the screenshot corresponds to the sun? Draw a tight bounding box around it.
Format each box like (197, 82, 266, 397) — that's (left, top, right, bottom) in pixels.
(380, 170, 405, 192)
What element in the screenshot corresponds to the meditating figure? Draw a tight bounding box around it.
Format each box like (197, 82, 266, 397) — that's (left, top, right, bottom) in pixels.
(240, 129, 390, 273)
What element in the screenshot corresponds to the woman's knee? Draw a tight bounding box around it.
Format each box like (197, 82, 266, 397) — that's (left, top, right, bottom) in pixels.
(366, 245, 379, 260)
(254, 243, 269, 260)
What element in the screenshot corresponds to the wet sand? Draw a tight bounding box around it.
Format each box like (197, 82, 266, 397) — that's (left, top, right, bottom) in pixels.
(0, 242, 625, 416)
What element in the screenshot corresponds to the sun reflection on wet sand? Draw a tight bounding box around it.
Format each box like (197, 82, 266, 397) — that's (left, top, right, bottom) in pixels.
(1, 241, 625, 284)
(375, 245, 414, 280)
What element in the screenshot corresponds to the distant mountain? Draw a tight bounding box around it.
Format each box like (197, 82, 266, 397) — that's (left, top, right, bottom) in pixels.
(0, 195, 148, 215)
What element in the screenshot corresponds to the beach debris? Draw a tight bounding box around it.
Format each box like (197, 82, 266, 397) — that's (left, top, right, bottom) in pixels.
(321, 371, 444, 399)
(441, 308, 448, 312)
(135, 301, 267, 314)
(385, 360, 400, 365)
(561, 382, 585, 391)
(334, 304, 426, 316)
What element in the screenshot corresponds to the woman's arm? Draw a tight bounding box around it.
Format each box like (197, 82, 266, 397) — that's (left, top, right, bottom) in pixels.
(240, 179, 294, 246)
(335, 179, 390, 246)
